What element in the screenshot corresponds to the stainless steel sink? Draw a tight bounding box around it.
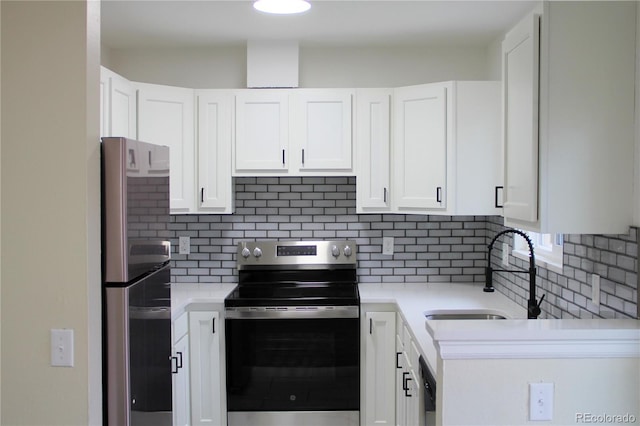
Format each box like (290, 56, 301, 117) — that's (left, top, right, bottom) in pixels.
(424, 313, 507, 320)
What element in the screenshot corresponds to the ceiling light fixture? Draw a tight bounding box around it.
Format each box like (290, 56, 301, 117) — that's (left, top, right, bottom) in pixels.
(253, 0, 311, 15)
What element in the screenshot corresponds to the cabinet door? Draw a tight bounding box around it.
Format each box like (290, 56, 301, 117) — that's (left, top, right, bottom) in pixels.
(356, 89, 391, 212)
(394, 84, 448, 212)
(234, 90, 289, 173)
(100, 67, 136, 139)
(100, 68, 109, 137)
(189, 311, 222, 426)
(293, 89, 353, 172)
(197, 91, 233, 213)
(502, 13, 540, 223)
(395, 335, 406, 426)
(172, 333, 191, 426)
(110, 72, 137, 139)
(364, 311, 396, 426)
(136, 83, 195, 213)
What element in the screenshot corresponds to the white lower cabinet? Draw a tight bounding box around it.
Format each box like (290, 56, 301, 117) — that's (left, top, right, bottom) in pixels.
(188, 311, 225, 426)
(363, 310, 396, 426)
(172, 331, 191, 426)
(395, 315, 425, 426)
(172, 312, 190, 426)
(171, 310, 226, 426)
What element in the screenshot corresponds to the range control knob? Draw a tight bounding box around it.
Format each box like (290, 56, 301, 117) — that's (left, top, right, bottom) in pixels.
(241, 247, 251, 258)
(343, 245, 353, 257)
(331, 245, 341, 258)
(253, 247, 263, 258)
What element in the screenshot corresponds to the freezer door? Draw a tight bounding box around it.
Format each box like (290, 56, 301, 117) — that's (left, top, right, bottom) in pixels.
(105, 264, 172, 426)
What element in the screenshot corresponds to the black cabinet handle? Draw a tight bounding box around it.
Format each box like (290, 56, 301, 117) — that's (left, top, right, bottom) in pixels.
(302, 149, 305, 165)
(282, 149, 285, 165)
(369, 318, 373, 334)
(396, 352, 402, 369)
(171, 356, 179, 374)
(176, 351, 183, 369)
(405, 377, 413, 397)
(436, 187, 442, 203)
(402, 372, 410, 390)
(495, 186, 504, 208)
(212, 317, 216, 334)
(148, 151, 152, 166)
(201, 188, 205, 203)
(384, 187, 387, 203)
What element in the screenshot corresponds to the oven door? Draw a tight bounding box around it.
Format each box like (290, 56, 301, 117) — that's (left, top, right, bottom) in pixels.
(225, 308, 360, 426)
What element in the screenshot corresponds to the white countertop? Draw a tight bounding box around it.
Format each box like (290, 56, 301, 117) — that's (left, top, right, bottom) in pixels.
(358, 282, 528, 373)
(171, 283, 237, 319)
(171, 281, 639, 376)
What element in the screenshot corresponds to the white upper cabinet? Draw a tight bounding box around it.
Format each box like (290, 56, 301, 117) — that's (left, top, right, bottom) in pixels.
(136, 82, 195, 213)
(393, 83, 448, 212)
(100, 66, 136, 139)
(356, 89, 392, 213)
(502, 13, 540, 224)
(452, 81, 502, 216)
(359, 82, 501, 216)
(292, 89, 353, 173)
(233, 89, 354, 176)
(197, 90, 234, 214)
(503, 2, 636, 234)
(234, 90, 289, 173)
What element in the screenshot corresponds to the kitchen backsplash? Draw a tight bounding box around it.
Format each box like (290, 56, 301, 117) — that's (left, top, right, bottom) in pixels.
(487, 217, 638, 319)
(169, 177, 638, 319)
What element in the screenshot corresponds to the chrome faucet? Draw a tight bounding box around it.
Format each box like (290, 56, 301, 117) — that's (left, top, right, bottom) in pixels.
(484, 229, 544, 319)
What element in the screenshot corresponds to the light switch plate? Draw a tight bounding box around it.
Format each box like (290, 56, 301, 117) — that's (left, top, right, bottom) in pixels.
(51, 329, 74, 367)
(529, 382, 553, 421)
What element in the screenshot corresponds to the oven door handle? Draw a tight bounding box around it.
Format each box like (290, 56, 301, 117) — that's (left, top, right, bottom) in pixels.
(225, 306, 359, 319)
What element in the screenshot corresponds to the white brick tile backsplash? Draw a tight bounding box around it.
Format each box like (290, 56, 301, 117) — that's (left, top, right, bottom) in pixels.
(168, 177, 637, 320)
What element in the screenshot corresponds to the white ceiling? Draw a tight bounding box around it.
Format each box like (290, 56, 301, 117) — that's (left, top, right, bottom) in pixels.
(101, 0, 537, 49)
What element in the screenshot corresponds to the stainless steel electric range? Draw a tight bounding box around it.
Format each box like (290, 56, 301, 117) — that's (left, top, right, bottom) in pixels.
(225, 240, 360, 426)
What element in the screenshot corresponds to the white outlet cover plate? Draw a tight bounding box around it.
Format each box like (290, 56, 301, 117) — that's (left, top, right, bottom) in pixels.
(382, 237, 394, 255)
(179, 236, 191, 255)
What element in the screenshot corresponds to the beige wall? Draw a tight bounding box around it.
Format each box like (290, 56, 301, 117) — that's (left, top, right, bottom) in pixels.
(1, 1, 101, 425)
(106, 44, 494, 89)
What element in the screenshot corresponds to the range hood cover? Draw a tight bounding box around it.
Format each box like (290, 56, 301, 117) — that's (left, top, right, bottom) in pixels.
(247, 40, 299, 88)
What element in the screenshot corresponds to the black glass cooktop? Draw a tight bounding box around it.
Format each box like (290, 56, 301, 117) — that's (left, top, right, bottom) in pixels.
(227, 268, 359, 307)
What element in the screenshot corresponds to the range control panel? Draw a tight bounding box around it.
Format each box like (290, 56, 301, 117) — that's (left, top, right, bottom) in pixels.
(237, 240, 356, 270)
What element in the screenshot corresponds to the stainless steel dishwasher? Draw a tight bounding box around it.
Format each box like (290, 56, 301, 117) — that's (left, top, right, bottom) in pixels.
(419, 355, 436, 426)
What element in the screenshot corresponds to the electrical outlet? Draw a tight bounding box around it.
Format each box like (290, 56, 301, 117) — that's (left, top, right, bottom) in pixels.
(51, 329, 74, 367)
(382, 237, 394, 255)
(179, 236, 191, 255)
(502, 242, 509, 265)
(529, 383, 553, 421)
(592, 274, 600, 306)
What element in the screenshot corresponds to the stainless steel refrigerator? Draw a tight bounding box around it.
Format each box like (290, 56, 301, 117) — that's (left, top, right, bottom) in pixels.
(101, 137, 172, 426)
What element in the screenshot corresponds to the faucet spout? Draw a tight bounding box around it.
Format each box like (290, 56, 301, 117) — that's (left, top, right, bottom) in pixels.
(485, 228, 543, 319)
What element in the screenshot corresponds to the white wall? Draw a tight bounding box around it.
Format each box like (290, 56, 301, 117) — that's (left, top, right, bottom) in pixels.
(0, 1, 101, 424)
(440, 357, 640, 425)
(105, 44, 493, 88)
